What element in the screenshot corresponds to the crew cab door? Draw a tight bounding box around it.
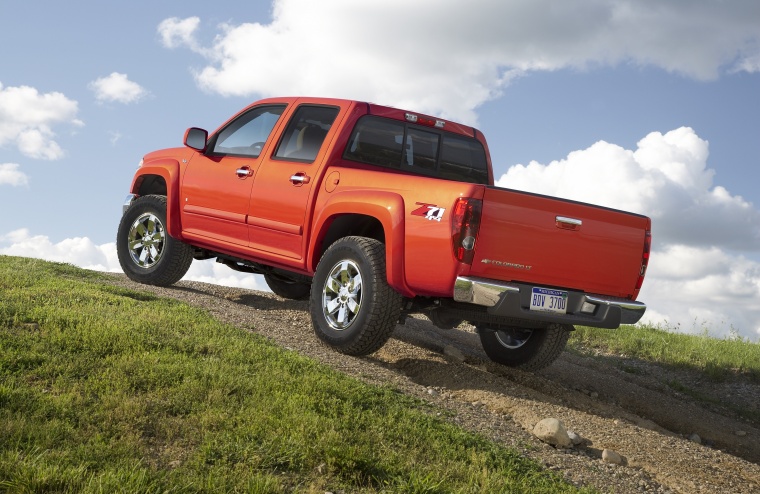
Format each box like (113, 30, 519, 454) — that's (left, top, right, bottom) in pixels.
(247, 104, 340, 259)
(181, 104, 286, 246)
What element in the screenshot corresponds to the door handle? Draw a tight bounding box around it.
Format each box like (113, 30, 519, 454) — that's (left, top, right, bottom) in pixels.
(236, 167, 253, 178)
(556, 216, 582, 230)
(290, 172, 310, 185)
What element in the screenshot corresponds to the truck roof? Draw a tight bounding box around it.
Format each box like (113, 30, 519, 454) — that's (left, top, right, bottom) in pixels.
(250, 96, 480, 139)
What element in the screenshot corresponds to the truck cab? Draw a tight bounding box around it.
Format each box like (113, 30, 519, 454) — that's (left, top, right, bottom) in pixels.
(118, 96, 650, 371)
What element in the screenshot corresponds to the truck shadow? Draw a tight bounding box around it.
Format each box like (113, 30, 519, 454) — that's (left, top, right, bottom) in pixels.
(171, 283, 309, 312)
(382, 317, 760, 465)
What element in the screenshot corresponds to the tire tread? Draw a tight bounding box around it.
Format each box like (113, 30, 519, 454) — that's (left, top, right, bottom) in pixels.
(310, 236, 401, 356)
(117, 195, 193, 287)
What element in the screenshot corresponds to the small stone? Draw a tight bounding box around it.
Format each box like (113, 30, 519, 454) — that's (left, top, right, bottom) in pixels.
(168, 460, 181, 469)
(688, 433, 701, 444)
(567, 430, 583, 445)
(443, 344, 466, 362)
(533, 418, 572, 448)
(472, 401, 483, 407)
(427, 388, 439, 396)
(590, 391, 599, 399)
(602, 449, 624, 465)
(736, 430, 747, 437)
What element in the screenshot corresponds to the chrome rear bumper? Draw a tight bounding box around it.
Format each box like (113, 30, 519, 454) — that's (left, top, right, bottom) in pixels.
(453, 276, 646, 328)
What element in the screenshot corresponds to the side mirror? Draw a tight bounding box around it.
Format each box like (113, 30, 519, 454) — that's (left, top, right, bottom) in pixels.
(184, 127, 208, 152)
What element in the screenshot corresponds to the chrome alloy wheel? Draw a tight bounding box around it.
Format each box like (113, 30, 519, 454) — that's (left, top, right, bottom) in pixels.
(495, 327, 534, 349)
(322, 259, 363, 330)
(126, 212, 166, 268)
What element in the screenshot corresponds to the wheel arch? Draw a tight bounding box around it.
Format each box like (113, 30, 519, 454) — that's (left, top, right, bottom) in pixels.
(129, 160, 182, 238)
(309, 191, 412, 297)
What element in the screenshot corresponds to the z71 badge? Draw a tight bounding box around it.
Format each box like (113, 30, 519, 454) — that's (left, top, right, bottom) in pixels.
(411, 202, 446, 222)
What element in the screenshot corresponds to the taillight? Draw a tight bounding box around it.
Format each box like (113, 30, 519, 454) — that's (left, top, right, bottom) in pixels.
(635, 230, 651, 290)
(451, 198, 483, 265)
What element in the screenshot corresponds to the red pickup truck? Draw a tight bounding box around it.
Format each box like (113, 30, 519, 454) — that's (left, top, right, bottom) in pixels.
(117, 96, 651, 371)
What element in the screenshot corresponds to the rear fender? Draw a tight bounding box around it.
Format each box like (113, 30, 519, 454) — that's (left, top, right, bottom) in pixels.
(130, 160, 182, 238)
(310, 191, 412, 297)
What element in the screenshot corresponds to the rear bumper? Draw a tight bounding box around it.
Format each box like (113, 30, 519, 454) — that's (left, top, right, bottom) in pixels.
(453, 276, 646, 329)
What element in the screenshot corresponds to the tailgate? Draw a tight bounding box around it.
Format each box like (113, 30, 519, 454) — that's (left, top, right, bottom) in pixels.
(469, 187, 650, 299)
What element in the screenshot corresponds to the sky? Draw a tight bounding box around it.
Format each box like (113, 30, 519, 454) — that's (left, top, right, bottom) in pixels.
(1, 0, 759, 340)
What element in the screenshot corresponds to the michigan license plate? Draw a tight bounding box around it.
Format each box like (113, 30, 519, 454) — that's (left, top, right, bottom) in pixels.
(530, 287, 568, 314)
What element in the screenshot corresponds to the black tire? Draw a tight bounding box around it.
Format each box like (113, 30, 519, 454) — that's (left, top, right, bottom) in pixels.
(309, 236, 401, 356)
(478, 323, 571, 371)
(264, 273, 311, 300)
(116, 195, 193, 286)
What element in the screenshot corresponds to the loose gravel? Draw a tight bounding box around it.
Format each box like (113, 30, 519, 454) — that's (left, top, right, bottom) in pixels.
(106, 274, 760, 494)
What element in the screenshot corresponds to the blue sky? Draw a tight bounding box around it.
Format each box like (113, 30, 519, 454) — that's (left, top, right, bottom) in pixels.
(1, 1, 759, 339)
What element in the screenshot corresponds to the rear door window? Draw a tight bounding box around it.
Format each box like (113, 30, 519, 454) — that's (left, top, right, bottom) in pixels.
(274, 105, 339, 162)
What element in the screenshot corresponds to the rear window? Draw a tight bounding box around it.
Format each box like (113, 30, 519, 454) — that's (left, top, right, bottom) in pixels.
(344, 115, 489, 184)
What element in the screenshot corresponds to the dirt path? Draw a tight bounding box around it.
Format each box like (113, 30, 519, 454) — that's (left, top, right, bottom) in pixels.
(107, 275, 760, 493)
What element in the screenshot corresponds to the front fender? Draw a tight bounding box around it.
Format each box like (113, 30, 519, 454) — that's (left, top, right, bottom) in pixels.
(130, 160, 182, 238)
(310, 190, 412, 297)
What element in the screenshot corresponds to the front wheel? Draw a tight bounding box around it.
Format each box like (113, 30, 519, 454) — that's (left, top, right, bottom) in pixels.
(309, 236, 401, 356)
(478, 323, 571, 371)
(116, 194, 193, 286)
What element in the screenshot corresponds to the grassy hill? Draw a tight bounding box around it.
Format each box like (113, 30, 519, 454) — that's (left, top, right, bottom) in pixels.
(0, 256, 590, 493)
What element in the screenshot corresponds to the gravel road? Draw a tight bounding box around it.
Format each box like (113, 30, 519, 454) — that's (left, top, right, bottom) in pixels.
(107, 274, 760, 494)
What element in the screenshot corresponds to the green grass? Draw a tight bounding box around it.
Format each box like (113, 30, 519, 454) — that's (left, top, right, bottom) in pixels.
(568, 324, 760, 383)
(0, 255, 590, 494)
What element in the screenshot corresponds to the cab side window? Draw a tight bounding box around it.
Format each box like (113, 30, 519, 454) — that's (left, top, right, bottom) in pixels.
(211, 105, 286, 157)
(274, 105, 339, 162)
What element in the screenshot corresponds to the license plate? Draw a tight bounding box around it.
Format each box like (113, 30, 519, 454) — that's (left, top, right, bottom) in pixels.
(530, 287, 568, 314)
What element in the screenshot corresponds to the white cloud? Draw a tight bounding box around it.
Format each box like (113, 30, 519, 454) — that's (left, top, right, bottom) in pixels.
(109, 131, 122, 146)
(497, 127, 760, 251)
(89, 72, 148, 104)
(495, 127, 760, 340)
(184, 261, 267, 291)
(0, 82, 79, 160)
(158, 16, 204, 51)
(0, 229, 268, 291)
(639, 246, 760, 340)
(158, 0, 760, 123)
(0, 163, 29, 186)
(0, 229, 119, 272)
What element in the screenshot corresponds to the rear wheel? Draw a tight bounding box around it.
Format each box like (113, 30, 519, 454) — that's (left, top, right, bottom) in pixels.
(117, 195, 193, 286)
(478, 323, 571, 371)
(264, 273, 310, 300)
(309, 236, 401, 356)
